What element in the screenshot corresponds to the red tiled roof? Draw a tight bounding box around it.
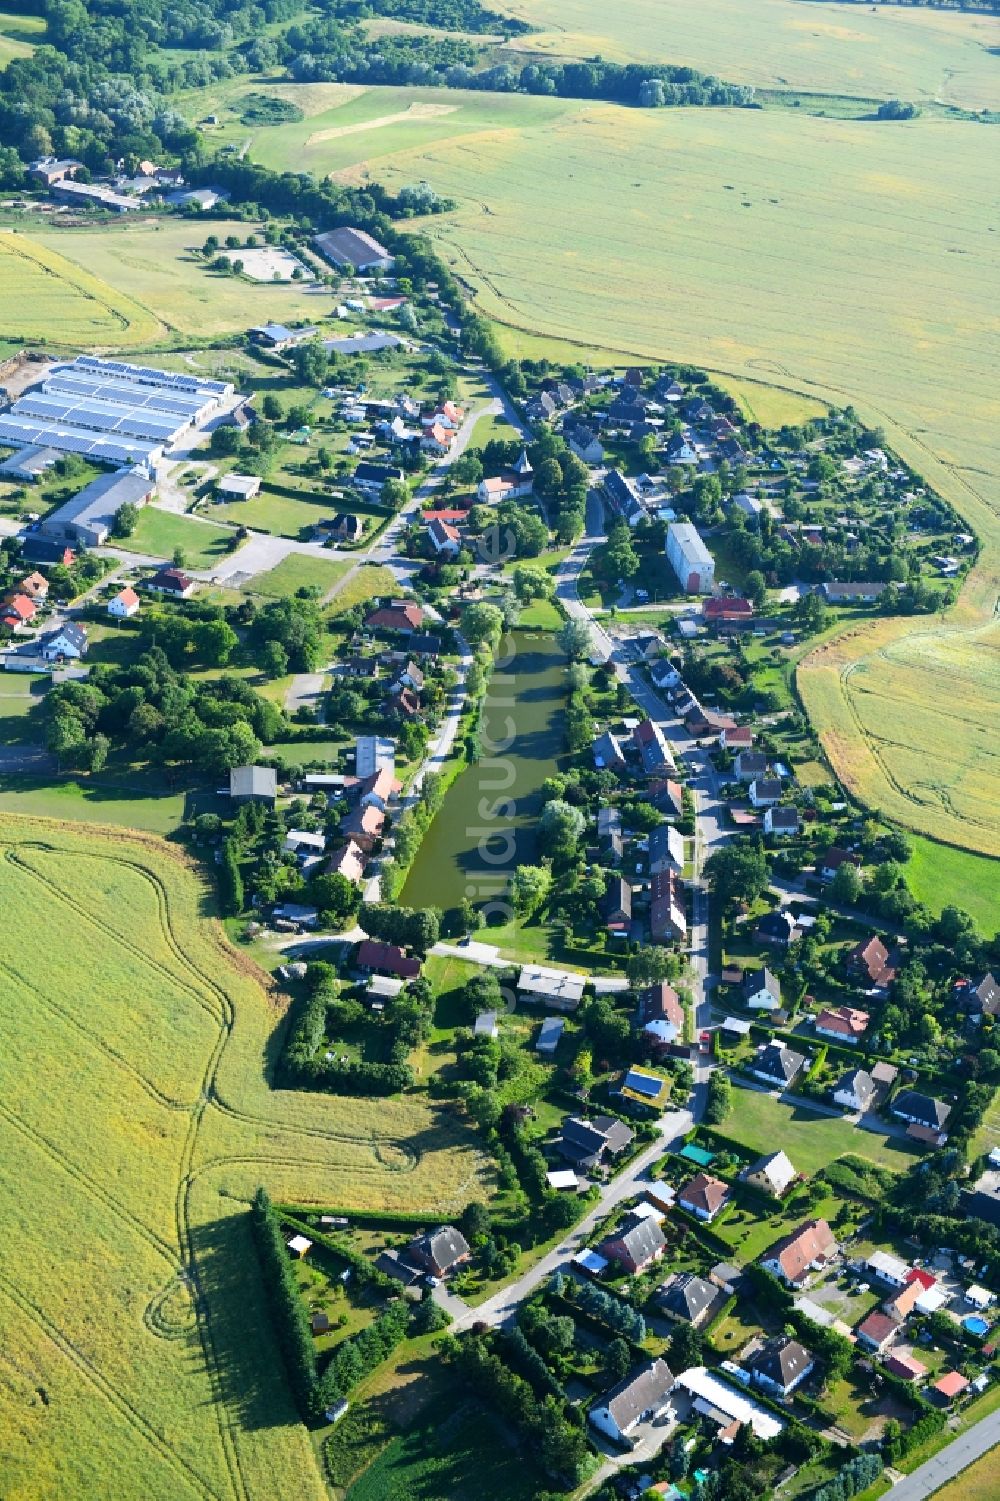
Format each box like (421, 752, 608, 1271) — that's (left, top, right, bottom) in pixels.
(932, 1371, 969, 1398)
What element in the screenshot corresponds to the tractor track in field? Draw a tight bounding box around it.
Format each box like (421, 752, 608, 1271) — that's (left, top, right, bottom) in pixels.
(0, 1269, 226, 1501)
(2, 829, 473, 1501)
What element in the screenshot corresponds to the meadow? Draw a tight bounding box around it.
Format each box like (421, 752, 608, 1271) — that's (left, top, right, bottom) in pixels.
(931, 1448, 1000, 1501)
(241, 84, 1000, 856)
(500, 0, 1000, 110)
(27, 220, 326, 343)
(122, 508, 236, 570)
(0, 8, 45, 63)
(0, 814, 489, 1501)
(249, 551, 351, 597)
(718, 1086, 918, 1175)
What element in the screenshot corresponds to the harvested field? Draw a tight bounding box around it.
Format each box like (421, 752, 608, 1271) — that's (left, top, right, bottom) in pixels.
(0, 815, 489, 1501)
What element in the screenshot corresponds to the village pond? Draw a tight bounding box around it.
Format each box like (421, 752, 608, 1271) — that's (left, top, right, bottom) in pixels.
(401, 630, 568, 915)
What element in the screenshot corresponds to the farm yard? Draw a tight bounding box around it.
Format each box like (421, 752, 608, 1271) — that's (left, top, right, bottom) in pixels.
(0, 815, 489, 1501)
(234, 84, 1000, 856)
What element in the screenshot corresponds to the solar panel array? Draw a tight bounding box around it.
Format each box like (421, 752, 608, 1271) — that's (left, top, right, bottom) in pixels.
(0, 414, 161, 466)
(44, 373, 210, 420)
(73, 354, 231, 397)
(16, 393, 182, 444)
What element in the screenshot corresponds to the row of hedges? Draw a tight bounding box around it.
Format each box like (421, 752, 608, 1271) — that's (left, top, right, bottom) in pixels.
(250, 1190, 413, 1424)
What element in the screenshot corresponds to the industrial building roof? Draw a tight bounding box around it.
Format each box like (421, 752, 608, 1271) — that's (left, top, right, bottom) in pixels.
(0, 414, 161, 466)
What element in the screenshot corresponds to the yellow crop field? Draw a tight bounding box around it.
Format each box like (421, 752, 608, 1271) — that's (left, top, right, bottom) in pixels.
(251, 88, 999, 854)
(29, 219, 327, 343)
(0, 815, 489, 1501)
(500, 0, 1000, 110)
(0, 231, 165, 346)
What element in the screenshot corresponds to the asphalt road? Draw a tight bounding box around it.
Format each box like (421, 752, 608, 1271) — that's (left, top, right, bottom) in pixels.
(885, 1408, 1000, 1498)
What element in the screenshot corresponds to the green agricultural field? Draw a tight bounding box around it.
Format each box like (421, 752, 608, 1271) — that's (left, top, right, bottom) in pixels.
(121, 508, 235, 570)
(29, 219, 326, 342)
(0, 815, 489, 1501)
(502, 0, 1000, 109)
(243, 88, 1000, 856)
(250, 551, 351, 597)
(0, 230, 165, 346)
(721, 1086, 918, 1175)
(904, 834, 1000, 935)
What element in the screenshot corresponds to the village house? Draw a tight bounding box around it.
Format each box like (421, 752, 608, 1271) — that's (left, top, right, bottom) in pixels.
(734, 750, 768, 782)
(352, 460, 405, 498)
(518, 965, 585, 1010)
(754, 909, 801, 947)
(601, 1212, 667, 1275)
(327, 513, 364, 543)
(833, 1067, 877, 1114)
(764, 805, 799, 837)
(564, 420, 604, 464)
(556, 1114, 634, 1170)
(752, 1041, 807, 1089)
(340, 802, 385, 850)
(427, 515, 461, 556)
(743, 966, 782, 1012)
(815, 1005, 870, 1043)
(749, 777, 783, 808)
(891, 1090, 951, 1134)
(420, 422, 454, 457)
(18, 571, 49, 601)
(886, 1352, 928, 1382)
(678, 1173, 730, 1223)
(704, 595, 753, 625)
(405, 1225, 470, 1279)
(637, 981, 685, 1050)
(358, 767, 401, 810)
(648, 822, 685, 875)
(589, 1360, 676, 1446)
(366, 600, 424, 634)
(20, 537, 76, 567)
(1, 594, 36, 631)
(39, 622, 88, 661)
(762, 1220, 838, 1288)
(355, 939, 420, 981)
(326, 841, 366, 885)
(867, 1251, 911, 1289)
(107, 585, 140, 618)
(745, 1337, 814, 1398)
(883, 1279, 925, 1324)
(956, 973, 1000, 1018)
(650, 870, 687, 943)
(145, 566, 195, 599)
(742, 1150, 797, 1199)
(821, 581, 886, 604)
(634, 718, 676, 776)
(656, 1272, 718, 1326)
(602, 875, 633, 935)
(849, 935, 896, 988)
(720, 724, 754, 751)
(818, 847, 862, 884)
(593, 727, 628, 772)
(856, 1312, 899, 1354)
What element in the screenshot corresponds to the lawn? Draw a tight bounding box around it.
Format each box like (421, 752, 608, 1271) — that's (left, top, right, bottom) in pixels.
(324, 564, 398, 616)
(0, 7, 45, 62)
(30, 219, 327, 342)
(721, 1084, 918, 1176)
(250, 552, 351, 598)
(903, 833, 1000, 937)
(0, 815, 490, 1501)
(120, 508, 235, 570)
(213, 488, 356, 542)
